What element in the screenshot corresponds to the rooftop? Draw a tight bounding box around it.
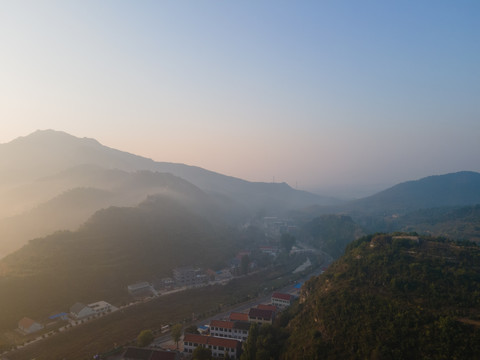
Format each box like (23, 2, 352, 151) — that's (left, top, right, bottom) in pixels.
(229, 312, 249, 322)
(257, 304, 277, 312)
(210, 319, 234, 329)
(70, 302, 89, 315)
(18, 317, 37, 329)
(248, 308, 274, 320)
(272, 292, 294, 301)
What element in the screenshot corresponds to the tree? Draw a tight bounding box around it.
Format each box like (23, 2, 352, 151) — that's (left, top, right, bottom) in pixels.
(241, 255, 250, 275)
(240, 322, 259, 360)
(192, 345, 212, 360)
(185, 324, 200, 334)
(171, 323, 183, 349)
(280, 233, 296, 253)
(137, 329, 154, 347)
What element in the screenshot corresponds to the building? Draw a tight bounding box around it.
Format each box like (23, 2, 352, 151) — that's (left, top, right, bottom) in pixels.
(183, 333, 242, 359)
(88, 300, 117, 315)
(271, 292, 295, 308)
(48, 312, 69, 321)
(259, 246, 279, 257)
(154, 277, 175, 291)
(257, 304, 277, 312)
(248, 308, 274, 325)
(229, 312, 249, 322)
(18, 317, 43, 334)
(128, 282, 155, 297)
(70, 302, 96, 319)
(209, 319, 250, 341)
(173, 267, 206, 287)
(122, 347, 179, 360)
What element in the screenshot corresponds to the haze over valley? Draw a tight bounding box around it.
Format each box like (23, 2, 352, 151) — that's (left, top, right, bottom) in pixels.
(1, 1, 480, 359)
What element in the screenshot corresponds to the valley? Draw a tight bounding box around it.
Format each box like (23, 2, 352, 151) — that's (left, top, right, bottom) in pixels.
(1, 131, 479, 359)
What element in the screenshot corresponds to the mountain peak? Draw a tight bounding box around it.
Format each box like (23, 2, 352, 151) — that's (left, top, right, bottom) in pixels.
(8, 129, 100, 147)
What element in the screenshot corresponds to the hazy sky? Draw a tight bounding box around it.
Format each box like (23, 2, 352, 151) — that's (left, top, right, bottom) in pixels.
(1, 1, 479, 196)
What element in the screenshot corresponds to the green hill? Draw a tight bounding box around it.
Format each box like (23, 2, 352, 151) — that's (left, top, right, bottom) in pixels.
(348, 171, 480, 216)
(394, 205, 480, 242)
(282, 234, 480, 359)
(357, 205, 480, 243)
(0, 167, 246, 258)
(0, 195, 240, 331)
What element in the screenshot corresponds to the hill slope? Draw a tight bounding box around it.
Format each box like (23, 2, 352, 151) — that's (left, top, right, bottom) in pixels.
(0, 195, 240, 331)
(0, 168, 234, 257)
(300, 215, 365, 258)
(369, 205, 480, 242)
(283, 234, 480, 359)
(348, 171, 480, 216)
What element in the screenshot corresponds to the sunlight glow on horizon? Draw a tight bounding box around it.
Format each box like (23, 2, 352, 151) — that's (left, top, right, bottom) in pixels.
(1, 1, 479, 194)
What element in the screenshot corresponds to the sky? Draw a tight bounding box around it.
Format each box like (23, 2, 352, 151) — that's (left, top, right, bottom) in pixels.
(0, 1, 479, 197)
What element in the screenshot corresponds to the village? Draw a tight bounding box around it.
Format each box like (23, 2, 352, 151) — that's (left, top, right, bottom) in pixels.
(120, 291, 297, 360)
(2, 217, 326, 359)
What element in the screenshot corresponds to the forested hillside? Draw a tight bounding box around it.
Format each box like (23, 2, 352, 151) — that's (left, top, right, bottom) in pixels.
(300, 215, 364, 258)
(0, 195, 241, 331)
(281, 234, 480, 359)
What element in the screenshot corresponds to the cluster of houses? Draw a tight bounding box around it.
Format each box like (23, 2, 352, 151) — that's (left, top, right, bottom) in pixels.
(128, 264, 241, 300)
(17, 300, 117, 336)
(182, 292, 295, 359)
(262, 217, 298, 237)
(127, 240, 294, 301)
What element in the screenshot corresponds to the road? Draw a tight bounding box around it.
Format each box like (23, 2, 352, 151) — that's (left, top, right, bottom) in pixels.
(152, 252, 333, 349)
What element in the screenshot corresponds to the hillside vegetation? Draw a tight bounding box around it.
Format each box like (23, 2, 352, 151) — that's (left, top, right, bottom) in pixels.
(282, 234, 480, 359)
(0, 195, 240, 331)
(301, 215, 365, 258)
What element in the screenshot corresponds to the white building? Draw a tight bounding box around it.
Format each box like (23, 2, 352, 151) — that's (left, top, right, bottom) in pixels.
(127, 282, 153, 296)
(271, 292, 295, 308)
(183, 333, 242, 359)
(70, 302, 96, 319)
(209, 319, 250, 341)
(88, 300, 117, 315)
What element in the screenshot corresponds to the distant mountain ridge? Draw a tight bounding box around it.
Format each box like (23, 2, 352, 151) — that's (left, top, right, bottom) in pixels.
(348, 171, 480, 215)
(0, 129, 337, 213)
(0, 169, 225, 257)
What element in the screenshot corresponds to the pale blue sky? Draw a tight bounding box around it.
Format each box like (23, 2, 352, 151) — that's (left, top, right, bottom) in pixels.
(1, 1, 479, 196)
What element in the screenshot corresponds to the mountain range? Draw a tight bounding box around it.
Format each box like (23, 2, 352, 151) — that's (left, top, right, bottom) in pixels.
(1, 129, 480, 260)
(0, 129, 336, 257)
(1, 129, 480, 333)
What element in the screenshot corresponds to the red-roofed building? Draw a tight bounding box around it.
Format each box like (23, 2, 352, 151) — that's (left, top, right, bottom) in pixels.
(209, 319, 250, 341)
(229, 312, 249, 322)
(248, 308, 274, 325)
(18, 317, 44, 334)
(183, 333, 242, 359)
(271, 292, 295, 308)
(257, 304, 277, 312)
